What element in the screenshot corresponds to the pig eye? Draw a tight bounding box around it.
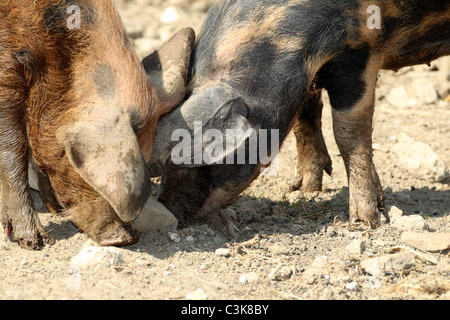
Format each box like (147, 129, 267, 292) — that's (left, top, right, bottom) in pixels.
(69, 146, 84, 168)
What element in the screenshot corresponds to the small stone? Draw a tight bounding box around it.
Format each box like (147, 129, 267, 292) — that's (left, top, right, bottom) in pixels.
(239, 272, 260, 284)
(346, 282, 360, 292)
(401, 232, 450, 252)
(168, 232, 181, 243)
(345, 239, 366, 255)
(360, 252, 415, 276)
(391, 215, 429, 232)
(268, 265, 293, 281)
(240, 272, 259, 284)
(161, 7, 180, 23)
(215, 248, 230, 257)
(390, 133, 450, 183)
(185, 235, 195, 242)
(302, 267, 322, 285)
(387, 85, 415, 108)
(131, 198, 178, 233)
(312, 256, 328, 268)
(410, 78, 438, 105)
(388, 205, 403, 220)
(186, 288, 208, 300)
(70, 247, 125, 271)
(326, 226, 337, 236)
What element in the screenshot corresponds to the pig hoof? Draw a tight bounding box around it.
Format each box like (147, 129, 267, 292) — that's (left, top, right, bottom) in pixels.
(289, 175, 322, 192)
(14, 228, 53, 250)
(349, 187, 385, 229)
(290, 162, 332, 192)
(4, 218, 54, 250)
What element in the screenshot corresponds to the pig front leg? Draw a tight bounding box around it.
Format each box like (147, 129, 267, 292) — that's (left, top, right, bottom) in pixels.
(323, 51, 385, 228)
(0, 95, 53, 249)
(290, 92, 332, 192)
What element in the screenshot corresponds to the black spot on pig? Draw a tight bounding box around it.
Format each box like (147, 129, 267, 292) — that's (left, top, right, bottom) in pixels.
(93, 63, 116, 101)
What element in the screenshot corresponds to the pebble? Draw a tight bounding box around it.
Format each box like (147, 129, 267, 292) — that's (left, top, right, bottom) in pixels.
(386, 85, 415, 108)
(215, 248, 230, 257)
(268, 265, 293, 281)
(387, 205, 403, 220)
(186, 288, 208, 300)
(239, 272, 259, 284)
(131, 198, 178, 233)
(391, 215, 429, 232)
(168, 232, 181, 243)
(401, 232, 450, 252)
(410, 78, 438, 105)
(161, 7, 180, 23)
(346, 282, 360, 292)
(70, 247, 125, 271)
(360, 252, 415, 276)
(345, 239, 366, 255)
(390, 133, 449, 183)
(302, 267, 322, 285)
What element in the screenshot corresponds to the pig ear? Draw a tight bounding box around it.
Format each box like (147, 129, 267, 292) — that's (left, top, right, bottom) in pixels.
(142, 27, 196, 115)
(149, 84, 255, 174)
(57, 106, 151, 223)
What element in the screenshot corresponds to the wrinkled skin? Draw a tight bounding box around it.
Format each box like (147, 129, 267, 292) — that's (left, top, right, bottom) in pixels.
(0, 0, 194, 249)
(149, 0, 449, 229)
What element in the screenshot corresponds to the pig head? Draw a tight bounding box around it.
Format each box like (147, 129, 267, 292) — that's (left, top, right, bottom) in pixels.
(148, 83, 267, 227)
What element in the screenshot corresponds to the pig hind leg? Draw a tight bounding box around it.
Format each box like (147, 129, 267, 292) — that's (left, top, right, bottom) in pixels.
(290, 92, 332, 192)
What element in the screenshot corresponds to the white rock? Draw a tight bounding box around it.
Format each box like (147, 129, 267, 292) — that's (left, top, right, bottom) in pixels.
(410, 78, 438, 105)
(388, 205, 403, 220)
(302, 267, 322, 285)
(391, 215, 429, 232)
(401, 232, 450, 252)
(391, 133, 449, 182)
(268, 265, 293, 281)
(387, 85, 416, 108)
(131, 197, 178, 233)
(161, 7, 180, 23)
(346, 282, 360, 292)
(186, 288, 208, 300)
(215, 248, 230, 257)
(360, 252, 415, 276)
(239, 272, 259, 284)
(70, 247, 125, 270)
(168, 232, 181, 243)
(345, 239, 365, 255)
(312, 256, 328, 268)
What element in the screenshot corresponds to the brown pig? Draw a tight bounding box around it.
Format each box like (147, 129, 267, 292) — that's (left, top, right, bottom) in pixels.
(0, 0, 194, 249)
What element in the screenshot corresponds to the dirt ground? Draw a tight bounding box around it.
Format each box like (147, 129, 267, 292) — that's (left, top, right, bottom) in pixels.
(0, 0, 449, 301)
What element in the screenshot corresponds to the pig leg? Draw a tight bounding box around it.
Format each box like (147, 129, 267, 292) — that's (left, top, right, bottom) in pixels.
(290, 92, 332, 192)
(325, 53, 385, 228)
(0, 95, 52, 249)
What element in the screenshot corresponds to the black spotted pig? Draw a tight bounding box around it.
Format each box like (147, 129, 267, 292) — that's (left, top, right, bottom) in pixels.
(0, 0, 195, 249)
(148, 0, 449, 229)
